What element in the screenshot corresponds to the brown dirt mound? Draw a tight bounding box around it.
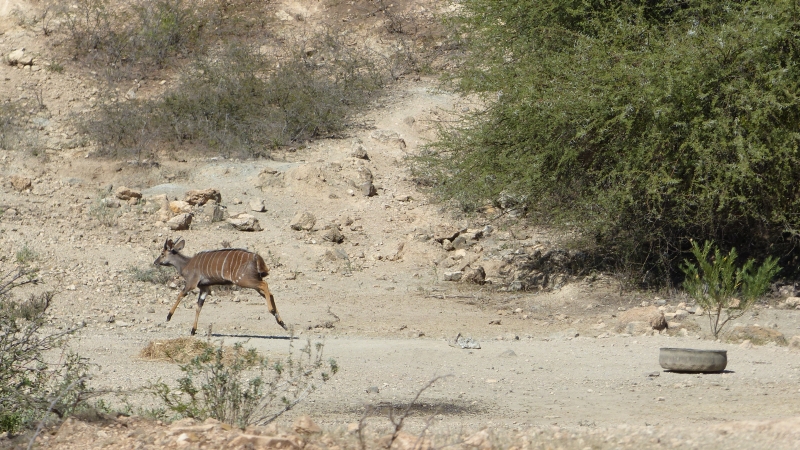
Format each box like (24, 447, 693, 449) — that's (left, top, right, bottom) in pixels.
(726, 325, 787, 346)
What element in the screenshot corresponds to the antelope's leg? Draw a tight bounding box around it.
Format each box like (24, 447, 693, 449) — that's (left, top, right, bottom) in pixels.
(191, 288, 209, 336)
(255, 280, 286, 330)
(166, 290, 188, 322)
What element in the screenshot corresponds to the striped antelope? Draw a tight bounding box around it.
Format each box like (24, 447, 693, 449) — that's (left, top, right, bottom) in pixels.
(154, 237, 287, 335)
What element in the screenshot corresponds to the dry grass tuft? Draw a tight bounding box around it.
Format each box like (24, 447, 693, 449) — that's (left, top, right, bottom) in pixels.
(138, 337, 259, 365)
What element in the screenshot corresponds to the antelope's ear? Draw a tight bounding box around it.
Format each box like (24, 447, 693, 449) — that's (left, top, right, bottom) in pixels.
(173, 239, 185, 251)
(164, 239, 172, 250)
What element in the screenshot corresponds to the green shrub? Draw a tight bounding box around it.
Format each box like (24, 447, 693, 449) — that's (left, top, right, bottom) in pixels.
(0, 267, 92, 435)
(149, 339, 337, 427)
(15, 243, 38, 266)
(681, 241, 780, 338)
(421, 0, 800, 281)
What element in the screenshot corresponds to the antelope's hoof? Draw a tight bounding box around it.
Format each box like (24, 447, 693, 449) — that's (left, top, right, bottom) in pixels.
(278, 319, 287, 330)
(166, 313, 173, 322)
(190, 328, 196, 336)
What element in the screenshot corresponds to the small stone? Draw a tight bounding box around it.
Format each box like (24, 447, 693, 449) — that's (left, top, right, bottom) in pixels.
(169, 201, 192, 214)
(290, 211, 316, 231)
(351, 144, 370, 160)
(788, 335, 800, 350)
(249, 198, 266, 212)
(115, 186, 142, 201)
(366, 386, 380, 394)
(7, 49, 25, 65)
(657, 397, 665, 402)
(360, 181, 377, 197)
(10, 175, 32, 192)
(442, 239, 455, 251)
(227, 213, 262, 231)
(443, 271, 463, 281)
(167, 213, 193, 231)
(322, 226, 344, 243)
(499, 349, 517, 357)
(741, 339, 753, 349)
(462, 266, 486, 285)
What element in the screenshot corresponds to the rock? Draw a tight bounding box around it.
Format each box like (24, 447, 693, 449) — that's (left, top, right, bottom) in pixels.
(115, 186, 142, 201)
(290, 211, 316, 231)
(227, 213, 262, 232)
(741, 339, 754, 349)
(101, 198, 121, 208)
(442, 239, 455, 251)
(322, 226, 344, 243)
(499, 349, 517, 357)
(443, 271, 463, 281)
(462, 266, 486, 285)
(695, 307, 705, 315)
(675, 309, 689, 319)
(616, 306, 668, 331)
(184, 189, 221, 206)
(7, 49, 32, 66)
(452, 235, 468, 250)
(785, 297, 800, 308)
(169, 201, 192, 214)
(10, 175, 31, 192)
(789, 335, 800, 350)
(292, 415, 321, 434)
(360, 181, 377, 197)
(433, 224, 461, 243)
(167, 213, 192, 231)
(395, 194, 411, 202)
(356, 165, 373, 182)
(366, 386, 380, 394)
(351, 143, 370, 160)
(249, 198, 266, 212)
(198, 201, 226, 223)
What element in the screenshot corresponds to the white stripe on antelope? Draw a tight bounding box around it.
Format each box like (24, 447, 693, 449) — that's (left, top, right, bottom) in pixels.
(154, 237, 286, 335)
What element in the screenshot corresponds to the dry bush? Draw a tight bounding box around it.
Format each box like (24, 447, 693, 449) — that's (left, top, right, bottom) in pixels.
(138, 337, 260, 365)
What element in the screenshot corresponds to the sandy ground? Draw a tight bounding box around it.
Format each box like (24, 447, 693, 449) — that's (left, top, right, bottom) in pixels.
(2, 1, 800, 448)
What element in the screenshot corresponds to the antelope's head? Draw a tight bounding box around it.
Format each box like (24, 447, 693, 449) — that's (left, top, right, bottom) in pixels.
(154, 237, 186, 266)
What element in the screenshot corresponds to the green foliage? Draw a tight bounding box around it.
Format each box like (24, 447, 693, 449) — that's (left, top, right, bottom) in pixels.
(149, 339, 337, 427)
(15, 243, 38, 266)
(422, 0, 800, 279)
(0, 267, 92, 435)
(127, 265, 173, 285)
(681, 241, 780, 338)
(86, 38, 387, 158)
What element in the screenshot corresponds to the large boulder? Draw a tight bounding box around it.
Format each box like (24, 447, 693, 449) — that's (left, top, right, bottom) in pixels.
(184, 189, 221, 206)
(616, 306, 668, 332)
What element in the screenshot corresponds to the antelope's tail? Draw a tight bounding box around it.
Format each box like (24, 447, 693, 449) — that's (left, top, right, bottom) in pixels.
(255, 253, 270, 278)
